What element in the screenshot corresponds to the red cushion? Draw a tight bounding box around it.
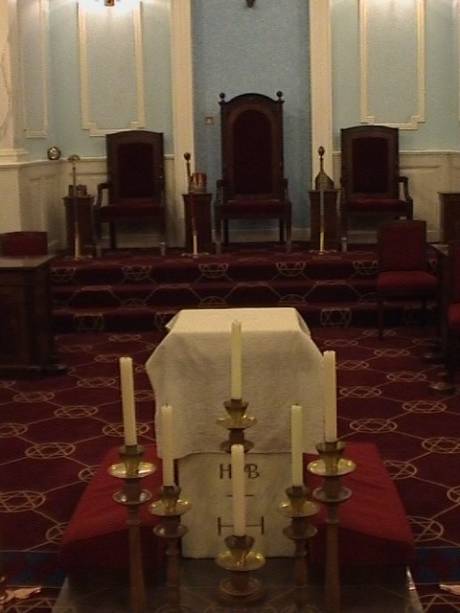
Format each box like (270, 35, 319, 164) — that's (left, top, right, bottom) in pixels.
(377, 270, 437, 296)
(62, 442, 413, 571)
(347, 198, 408, 212)
(60, 444, 164, 570)
(448, 303, 460, 333)
(305, 442, 414, 567)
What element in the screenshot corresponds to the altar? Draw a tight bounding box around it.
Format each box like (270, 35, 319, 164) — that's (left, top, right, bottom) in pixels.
(145, 307, 325, 557)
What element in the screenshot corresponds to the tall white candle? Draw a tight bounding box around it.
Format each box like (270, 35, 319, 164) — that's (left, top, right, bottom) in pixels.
(231, 444, 246, 536)
(119, 357, 137, 447)
(291, 404, 304, 486)
(230, 320, 242, 400)
(161, 404, 175, 486)
(323, 350, 338, 442)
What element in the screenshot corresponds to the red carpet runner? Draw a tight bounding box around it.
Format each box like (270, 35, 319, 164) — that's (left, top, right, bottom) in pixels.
(0, 324, 459, 610)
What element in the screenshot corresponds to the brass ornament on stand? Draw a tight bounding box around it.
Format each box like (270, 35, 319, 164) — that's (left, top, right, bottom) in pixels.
(109, 444, 156, 613)
(307, 440, 356, 613)
(182, 152, 208, 258)
(314, 146, 335, 255)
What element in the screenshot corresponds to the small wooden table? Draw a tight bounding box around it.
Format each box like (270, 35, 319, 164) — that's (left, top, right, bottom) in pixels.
(0, 256, 65, 377)
(63, 195, 95, 255)
(183, 192, 213, 253)
(309, 189, 340, 250)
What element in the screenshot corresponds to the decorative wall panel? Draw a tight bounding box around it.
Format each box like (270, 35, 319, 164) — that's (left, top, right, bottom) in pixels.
(19, 0, 49, 138)
(78, 3, 146, 136)
(359, 0, 426, 130)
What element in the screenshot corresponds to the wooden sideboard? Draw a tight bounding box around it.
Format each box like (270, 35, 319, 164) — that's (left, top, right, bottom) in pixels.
(63, 195, 95, 255)
(0, 256, 65, 377)
(183, 192, 213, 253)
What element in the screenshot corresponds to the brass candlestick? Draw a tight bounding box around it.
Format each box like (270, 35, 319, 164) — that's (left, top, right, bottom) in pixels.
(279, 484, 319, 588)
(150, 484, 191, 609)
(109, 444, 156, 613)
(307, 440, 356, 613)
(215, 534, 265, 603)
(217, 398, 256, 453)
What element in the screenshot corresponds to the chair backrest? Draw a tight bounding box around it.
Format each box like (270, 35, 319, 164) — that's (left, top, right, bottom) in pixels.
(219, 92, 285, 200)
(378, 220, 427, 272)
(341, 125, 400, 200)
(0, 231, 48, 256)
(106, 130, 164, 203)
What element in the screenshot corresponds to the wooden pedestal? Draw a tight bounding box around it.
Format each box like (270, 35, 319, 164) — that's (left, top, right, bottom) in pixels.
(63, 195, 95, 255)
(183, 193, 213, 253)
(309, 190, 340, 250)
(0, 256, 65, 377)
(439, 192, 460, 243)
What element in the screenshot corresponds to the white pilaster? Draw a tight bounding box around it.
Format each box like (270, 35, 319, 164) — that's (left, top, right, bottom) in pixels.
(309, 0, 334, 184)
(0, 0, 27, 231)
(169, 0, 195, 246)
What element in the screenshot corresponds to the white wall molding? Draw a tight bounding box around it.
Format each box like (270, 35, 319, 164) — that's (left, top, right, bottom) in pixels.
(169, 0, 195, 246)
(359, 0, 426, 130)
(309, 0, 333, 182)
(78, 3, 146, 136)
(19, 0, 49, 138)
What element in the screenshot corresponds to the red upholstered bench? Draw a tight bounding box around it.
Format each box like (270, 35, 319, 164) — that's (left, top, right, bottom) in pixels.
(61, 442, 414, 574)
(60, 445, 164, 571)
(305, 442, 415, 577)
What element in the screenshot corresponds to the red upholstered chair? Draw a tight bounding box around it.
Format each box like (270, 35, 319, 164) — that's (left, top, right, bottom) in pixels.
(444, 241, 460, 384)
(340, 125, 413, 239)
(215, 92, 292, 249)
(95, 130, 166, 249)
(376, 220, 438, 339)
(0, 231, 48, 256)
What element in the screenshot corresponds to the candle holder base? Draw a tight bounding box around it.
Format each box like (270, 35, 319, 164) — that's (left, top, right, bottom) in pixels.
(217, 575, 265, 603)
(215, 534, 266, 604)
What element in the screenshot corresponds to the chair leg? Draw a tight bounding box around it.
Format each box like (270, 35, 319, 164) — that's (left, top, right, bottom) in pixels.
(377, 297, 384, 339)
(421, 299, 427, 327)
(109, 223, 117, 250)
(285, 216, 292, 253)
(279, 219, 285, 244)
(224, 220, 229, 246)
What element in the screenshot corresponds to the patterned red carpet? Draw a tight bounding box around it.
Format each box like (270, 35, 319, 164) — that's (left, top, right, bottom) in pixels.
(1, 324, 460, 611)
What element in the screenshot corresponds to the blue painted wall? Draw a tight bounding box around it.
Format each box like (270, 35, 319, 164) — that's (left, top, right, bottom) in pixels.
(331, 0, 460, 150)
(24, 0, 173, 160)
(192, 0, 311, 229)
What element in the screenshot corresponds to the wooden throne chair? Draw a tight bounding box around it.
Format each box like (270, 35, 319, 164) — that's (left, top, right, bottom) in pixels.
(95, 130, 166, 249)
(340, 125, 413, 240)
(215, 92, 292, 250)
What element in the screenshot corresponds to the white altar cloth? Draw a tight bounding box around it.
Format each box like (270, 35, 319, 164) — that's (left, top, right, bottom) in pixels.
(146, 307, 325, 458)
(145, 307, 325, 556)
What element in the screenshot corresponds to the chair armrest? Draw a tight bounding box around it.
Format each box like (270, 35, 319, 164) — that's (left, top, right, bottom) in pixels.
(398, 176, 412, 203)
(95, 182, 110, 208)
